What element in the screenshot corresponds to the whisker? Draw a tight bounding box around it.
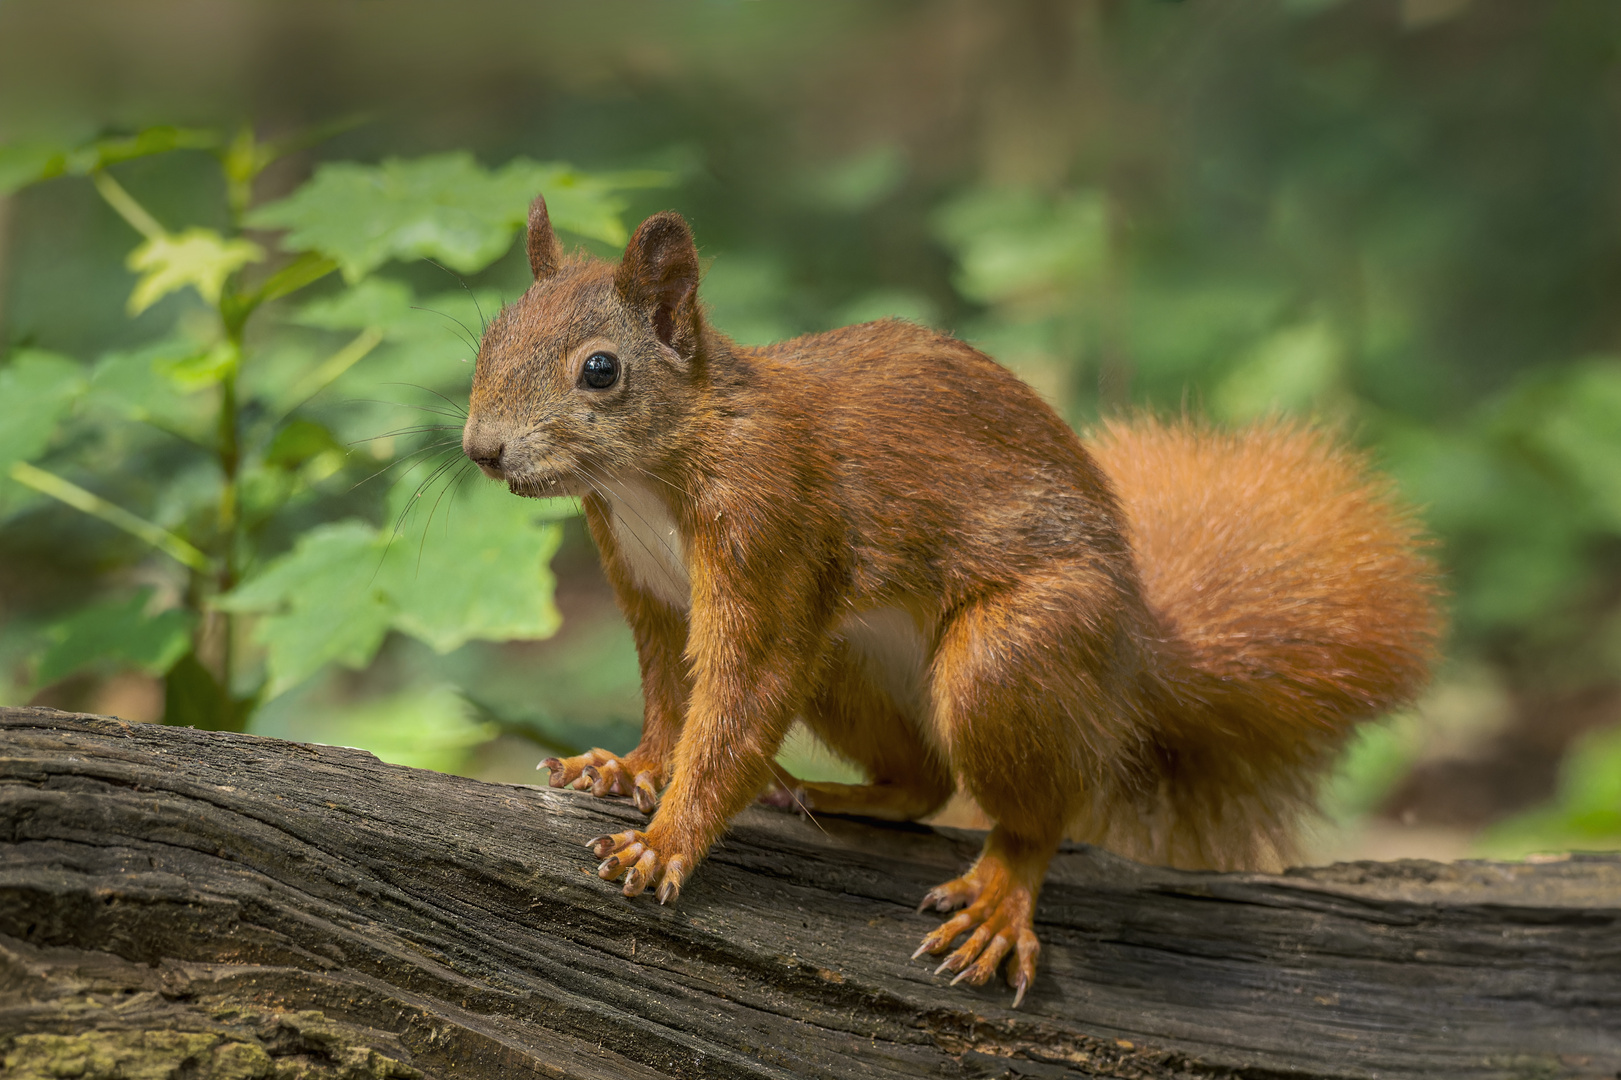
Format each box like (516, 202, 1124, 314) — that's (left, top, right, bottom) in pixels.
(346, 442, 461, 494)
(631, 463, 696, 501)
(574, 460, 687, 576)
(386, 453, 465, 546)
(345, 396, 469, 420)
(410, 303, 479, 355)
(348, 426, 460, 445)
(449, 456, 480, 502)
(379, 383, 470, 419)
(368, 448, 466, 584)
(768, 762, 828, 837)
(417, 460, 476, 572)
(423, 257, 490, 335)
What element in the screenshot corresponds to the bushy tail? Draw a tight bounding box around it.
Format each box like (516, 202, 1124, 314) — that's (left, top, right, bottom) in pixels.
(1080, 416, 1443, 871)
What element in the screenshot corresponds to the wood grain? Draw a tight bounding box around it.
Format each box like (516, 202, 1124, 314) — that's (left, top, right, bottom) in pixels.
(1, 707, 1615, 1079)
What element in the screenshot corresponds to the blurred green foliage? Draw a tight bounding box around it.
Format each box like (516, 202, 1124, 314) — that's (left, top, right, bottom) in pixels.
(1478, 724, 1621, 856)
(1, 0, 1618, 855)
(0, 124, 658, 741)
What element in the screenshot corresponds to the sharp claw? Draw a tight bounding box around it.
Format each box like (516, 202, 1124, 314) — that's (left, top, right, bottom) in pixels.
(540, 757, 562, 772)
(1011, 977, 1028, 1009)
(934, 957, 958, 976)
(623, 867, 645, 894)
(598, 857, 620, 877)
(910, 941, 931, 960)
(582, 765, 601, 782)
(585, 834, 613, 854)
(916, 892, 937, 914)
(950, 967, 974, 987)
(633, 773, 658, 814)
(657, 879, 680, 905)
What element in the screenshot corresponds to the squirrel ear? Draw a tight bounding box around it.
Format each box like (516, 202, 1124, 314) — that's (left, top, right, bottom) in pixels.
(527, 194, 563, 281)
(615, 211, 700, 356)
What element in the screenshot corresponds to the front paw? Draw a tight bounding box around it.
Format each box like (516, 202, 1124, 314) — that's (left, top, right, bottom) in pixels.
(585, 829, 692, 903)
(542, 748, 662, 813)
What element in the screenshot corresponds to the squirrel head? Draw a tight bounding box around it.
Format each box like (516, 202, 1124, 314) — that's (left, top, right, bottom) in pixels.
(463, 194, 704, 498)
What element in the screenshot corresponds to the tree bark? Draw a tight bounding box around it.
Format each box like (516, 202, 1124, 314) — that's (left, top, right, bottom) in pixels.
(1, 707, 1616, 1080)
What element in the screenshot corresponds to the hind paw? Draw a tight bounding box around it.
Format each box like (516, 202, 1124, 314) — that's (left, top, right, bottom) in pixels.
(914, 858, 1042, 1007)
(542, 748, 662, 813)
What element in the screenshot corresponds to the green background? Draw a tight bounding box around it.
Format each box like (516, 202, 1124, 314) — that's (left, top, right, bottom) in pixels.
(2, 0, 1618, 864)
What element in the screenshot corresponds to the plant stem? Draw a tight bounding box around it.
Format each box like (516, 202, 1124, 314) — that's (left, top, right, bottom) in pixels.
(281, 327, 384, 413)
(216, 333, 243, 701)
(8, 461, 213, 572)
(91, 171, 166, 241)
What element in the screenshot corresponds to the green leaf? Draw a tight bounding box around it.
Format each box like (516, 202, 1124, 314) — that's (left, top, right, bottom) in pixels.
(0, 350, 88, 514)
(295, 277, 498, 345)
(1212, 320, 1343, 421)
(263, 419, 346, 471)
(1476, 724, 1621, 857)
(800, 145, 908, 213)
(0, 126, 222, 195)
(295, 277, 416, 335)
(85, 339, 217, 442)
(217, 521, 396, 697)
(385, 478, 566, 653)
(246, 153, 668, 282)
(125, 227, 265, 315)
(71, 126, 220, 173)
(288, 278, 493, 416)
(933, 187, 1108, 310)
(254, 683, 497, 774)
(0, 142, 65, 194)
(35, 589, 196, 686)
(0, 350, 87, 467)
(0, 126, 220, 194)
(1527, 360, 1621, 531)
(511, 162, 672, 247)
(221, 481, 573, 698)
(242, 251, 340, 308)
(156, 341, 239, 392)
(700, 252, 796, 346)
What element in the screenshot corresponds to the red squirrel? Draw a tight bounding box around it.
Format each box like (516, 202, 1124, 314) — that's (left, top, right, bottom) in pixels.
(462, 195, 1441, 1006)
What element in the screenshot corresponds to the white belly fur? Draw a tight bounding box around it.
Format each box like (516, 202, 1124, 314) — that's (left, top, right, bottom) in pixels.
(599, 488, 931, 735)
(836, 606, 932, 729)
(603, 478, 691, 610)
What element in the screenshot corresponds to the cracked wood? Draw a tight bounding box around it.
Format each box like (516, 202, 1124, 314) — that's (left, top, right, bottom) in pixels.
(0, 707, 1617, 1079)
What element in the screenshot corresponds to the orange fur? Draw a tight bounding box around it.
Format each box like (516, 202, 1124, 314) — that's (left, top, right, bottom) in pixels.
(464, 196, 1443, 1004)
(1078, 417, 1442, 870)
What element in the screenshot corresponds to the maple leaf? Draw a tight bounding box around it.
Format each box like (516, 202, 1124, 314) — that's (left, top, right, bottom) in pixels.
(125, 227, 264, 315)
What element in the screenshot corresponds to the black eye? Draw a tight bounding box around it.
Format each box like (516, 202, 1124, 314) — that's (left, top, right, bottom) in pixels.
(580, 351, 620, 390)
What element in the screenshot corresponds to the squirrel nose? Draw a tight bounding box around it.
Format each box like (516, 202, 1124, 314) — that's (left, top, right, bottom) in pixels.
(466, 440, 505, 475)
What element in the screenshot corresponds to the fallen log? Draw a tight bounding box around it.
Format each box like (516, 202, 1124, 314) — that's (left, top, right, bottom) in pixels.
(0, 707, 1616, 1079)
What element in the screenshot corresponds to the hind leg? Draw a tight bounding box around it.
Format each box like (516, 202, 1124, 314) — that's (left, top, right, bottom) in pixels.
(915, 568, 1147, 1005)
(763, 643, 953, 822)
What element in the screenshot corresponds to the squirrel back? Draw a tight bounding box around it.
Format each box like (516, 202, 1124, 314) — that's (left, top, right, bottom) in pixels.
(1080, 416, 1442, 870)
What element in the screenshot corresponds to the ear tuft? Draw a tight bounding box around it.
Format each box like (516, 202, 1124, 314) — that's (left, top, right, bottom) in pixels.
(528, 194, 563, 281)
(615, 211, 701, 356)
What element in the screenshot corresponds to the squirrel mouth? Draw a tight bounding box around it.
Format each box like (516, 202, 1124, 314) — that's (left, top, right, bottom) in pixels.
(507, 471, 584, 499)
